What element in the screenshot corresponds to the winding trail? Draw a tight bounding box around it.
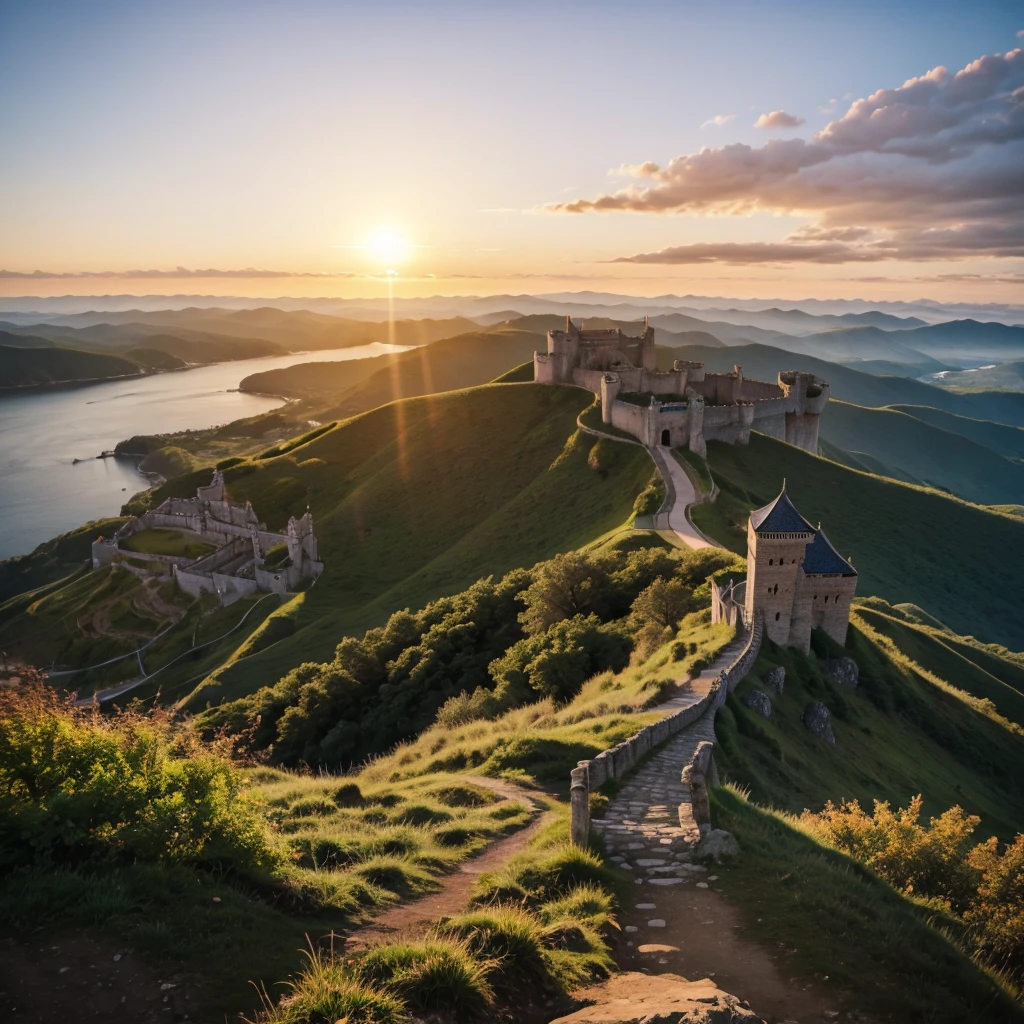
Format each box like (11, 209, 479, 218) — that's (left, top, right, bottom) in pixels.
(649, 445, 717, 551)
(344, 777, 552, 951)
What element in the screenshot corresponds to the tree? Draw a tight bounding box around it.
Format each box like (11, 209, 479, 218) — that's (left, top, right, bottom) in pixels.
(516, 552, 613, 634)
(631, 577, 693, 631)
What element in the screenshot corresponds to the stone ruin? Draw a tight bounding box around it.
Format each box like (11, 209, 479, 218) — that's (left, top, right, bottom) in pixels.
(91, 469, 323, 606)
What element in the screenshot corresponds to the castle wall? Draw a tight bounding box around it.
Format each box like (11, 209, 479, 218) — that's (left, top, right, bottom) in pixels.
(737, 378, 784, 401)
(785, 411, 821, 452)
(608, 399, 648, 443)
(702, 403, 754, 446)
(534, 351, 556, 384)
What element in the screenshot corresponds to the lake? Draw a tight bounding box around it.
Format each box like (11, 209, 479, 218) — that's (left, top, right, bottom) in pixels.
(0, 343, 407, 559)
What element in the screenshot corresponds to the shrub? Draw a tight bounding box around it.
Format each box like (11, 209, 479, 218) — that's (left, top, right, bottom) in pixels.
(434, 907, 549, 985)
(428, 784, 498, 808)
(352, 856, 436, 897)
(473, 846, 611, 908)
(333, 782, 364, 807)
(356, 939, 494, 1019)
(256, 947, 407, 1024)
(0, 687, 274, 874)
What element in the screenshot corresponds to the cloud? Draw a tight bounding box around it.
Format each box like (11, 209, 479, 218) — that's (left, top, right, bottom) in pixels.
(0, 267, 362, 279)
(546, 48, 1024, 263)
(701, 114, 735, 128)
(611, 241, 890, 265)
(754, 110, 806, 128)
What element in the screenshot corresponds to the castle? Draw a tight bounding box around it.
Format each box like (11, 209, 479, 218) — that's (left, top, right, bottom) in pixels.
(92, 469, 323, 606)
(533, 317, 829, 455)
(711, 485, 857, 653)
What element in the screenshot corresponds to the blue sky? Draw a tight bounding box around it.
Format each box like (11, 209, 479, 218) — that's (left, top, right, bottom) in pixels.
(1, 0, 1021, 300)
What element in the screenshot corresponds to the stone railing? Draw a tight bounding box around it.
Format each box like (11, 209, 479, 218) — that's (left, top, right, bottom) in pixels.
(569, 614, 763, 846)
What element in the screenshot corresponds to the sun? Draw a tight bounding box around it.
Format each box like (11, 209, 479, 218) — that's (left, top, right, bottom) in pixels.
(369, 230, 412, 266)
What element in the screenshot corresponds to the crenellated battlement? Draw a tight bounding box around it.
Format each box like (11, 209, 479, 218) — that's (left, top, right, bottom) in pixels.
(534, 315, 829, 455)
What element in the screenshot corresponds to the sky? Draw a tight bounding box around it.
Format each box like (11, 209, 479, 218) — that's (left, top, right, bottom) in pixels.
(1, 0, 1022, 303)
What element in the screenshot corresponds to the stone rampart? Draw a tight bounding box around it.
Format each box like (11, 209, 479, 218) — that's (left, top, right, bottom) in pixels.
(569, 615, 763, 844)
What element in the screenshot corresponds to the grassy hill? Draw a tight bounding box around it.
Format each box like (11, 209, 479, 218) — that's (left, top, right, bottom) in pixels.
(889, 404, 1024, 459)
(0, 342, 142, 388)
(242, 326, 546, 413)
(0, 383, 653, 703)
(676, 342, 1024, 426)
(690, 432, 1024, 651)
(819, 400, 1024, 505)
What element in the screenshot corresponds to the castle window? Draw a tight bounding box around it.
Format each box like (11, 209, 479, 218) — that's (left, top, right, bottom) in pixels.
(775, 612, 781, 621)
(779, 558, 784, 565)
(824, 595, 829, 603)
(814, 595, 818, 601)
(773, 584, 778, 595)
(768, 559, 773, 565)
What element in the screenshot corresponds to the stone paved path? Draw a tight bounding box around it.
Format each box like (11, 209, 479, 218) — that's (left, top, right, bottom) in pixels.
(592, 631, 747, 865)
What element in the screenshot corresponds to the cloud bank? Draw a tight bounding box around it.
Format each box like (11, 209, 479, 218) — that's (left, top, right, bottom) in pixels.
(0, 267, 361, 279)
(549, 49, 1024, 265)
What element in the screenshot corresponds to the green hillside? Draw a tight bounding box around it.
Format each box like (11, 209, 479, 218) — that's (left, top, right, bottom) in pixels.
(0, 342, 142, 388)
(889, 404, 1024, 459)
(819, 400, 1024, 505)
(0, 383, 653, 703)
(720, 603, 1024, 834)
(691, 432, 1024, 651)
(242, 326, 545, 413)
(676, 342, 1024, 426)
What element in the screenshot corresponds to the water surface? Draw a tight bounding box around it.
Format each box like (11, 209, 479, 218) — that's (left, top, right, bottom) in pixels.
(0, 344, 405, 558)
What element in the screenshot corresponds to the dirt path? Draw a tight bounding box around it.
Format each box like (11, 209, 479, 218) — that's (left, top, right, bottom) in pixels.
(344, 776, 553, 951)
(593, 650, 854, 1023)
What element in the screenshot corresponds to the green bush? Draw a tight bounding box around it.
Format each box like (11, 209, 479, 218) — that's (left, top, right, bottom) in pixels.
(0, 687, 274, 874)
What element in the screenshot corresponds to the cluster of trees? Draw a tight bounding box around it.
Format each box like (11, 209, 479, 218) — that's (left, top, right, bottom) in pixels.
(212, 543, 741, 769)
(804, 795, 1024, 984)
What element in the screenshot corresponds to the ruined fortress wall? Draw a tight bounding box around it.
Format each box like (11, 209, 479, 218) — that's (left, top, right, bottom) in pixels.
(653, 406, 694, 447)
(608, 399, 648, 442)
(738, 378, 783, 401)
(701, 404, 753, 445)
(211, 572, 259, 606)
(785, 411, 821, 452)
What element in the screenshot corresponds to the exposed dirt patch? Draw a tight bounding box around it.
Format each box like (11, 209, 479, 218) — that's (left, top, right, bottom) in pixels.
(616, 882, 865, 1023)
(344, 776, 551, 951)
(0, 932, 203, 1023)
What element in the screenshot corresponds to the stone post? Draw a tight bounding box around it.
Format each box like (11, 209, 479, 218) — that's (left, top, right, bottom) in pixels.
(570, 766, 590, 848)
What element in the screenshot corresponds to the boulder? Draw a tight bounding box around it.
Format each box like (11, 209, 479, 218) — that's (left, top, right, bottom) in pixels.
(742, 689, 772, 719)
(825, 656, 859, 688)
(550, 972, 765, 1023)
(803, 701, 836, 743)
(694, 829, 739, 863)
(762, 666, 785, 694)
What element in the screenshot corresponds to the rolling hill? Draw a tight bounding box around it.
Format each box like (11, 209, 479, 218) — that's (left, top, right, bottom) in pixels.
(691, 431, 1024, 651)
(818, 400, 1024, 505)
(241, 326, 547, 413)
(929, 358, 1024, 391)
(0, 342, 142, 388)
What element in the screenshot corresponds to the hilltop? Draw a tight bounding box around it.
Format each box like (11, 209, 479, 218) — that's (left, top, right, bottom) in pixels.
(0, 340, 143, 388)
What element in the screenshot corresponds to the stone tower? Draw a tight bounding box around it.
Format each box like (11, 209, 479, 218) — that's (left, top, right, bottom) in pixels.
(742, 484, 858, 653)
(744, 485, 816, 646)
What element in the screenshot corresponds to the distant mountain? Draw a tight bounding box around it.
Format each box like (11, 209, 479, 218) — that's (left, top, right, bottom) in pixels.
(0, 328, 56, 349)
(888, 405, 1024, 459)
(0, 343, 141, 388)
(901, 320, 1024, 365)
(769, 325, 946, 372)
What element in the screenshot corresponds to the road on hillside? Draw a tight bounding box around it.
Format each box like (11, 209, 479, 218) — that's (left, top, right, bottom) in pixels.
(650, 446, 718, 551)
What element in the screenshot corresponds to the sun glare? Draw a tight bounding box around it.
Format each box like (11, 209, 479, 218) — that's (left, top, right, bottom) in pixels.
(369, 230, 411, 266)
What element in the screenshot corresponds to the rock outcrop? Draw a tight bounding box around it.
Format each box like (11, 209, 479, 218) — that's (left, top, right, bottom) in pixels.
(762, 665, 785, 694)
(824, 656, 859, 688)
(694, 828, 739, 863)
(551, 972, 765, 1023)
(803, 701, 836, 743)
(742, 689, 772, 719)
